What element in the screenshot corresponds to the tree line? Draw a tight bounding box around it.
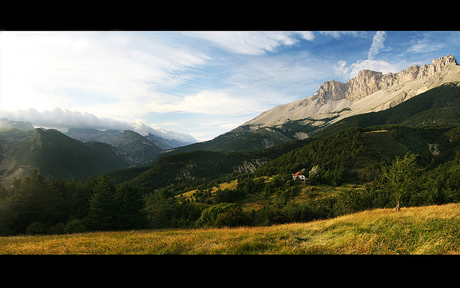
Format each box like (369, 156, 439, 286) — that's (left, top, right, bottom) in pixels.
(0, 171, 146, 236)
(2, 150, 460, 236)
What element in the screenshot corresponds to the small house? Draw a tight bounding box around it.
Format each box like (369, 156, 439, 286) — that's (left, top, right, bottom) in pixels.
(292, 171, 306, 181)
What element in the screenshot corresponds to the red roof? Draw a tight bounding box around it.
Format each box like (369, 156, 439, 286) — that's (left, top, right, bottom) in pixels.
(293, 172, 303, 176)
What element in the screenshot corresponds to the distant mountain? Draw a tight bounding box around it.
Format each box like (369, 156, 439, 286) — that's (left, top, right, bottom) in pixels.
(245, 55, 459, 129)
(169, 55, 460, 154)
(144, 133, 194, 150)
(66, 128, 164, 164)
(66, 128, 192, 151)
(109, 130, 163, 164)
(0, 128, 131, 186)
(0, 118, 34, 131)
(65, 128, 122, 143)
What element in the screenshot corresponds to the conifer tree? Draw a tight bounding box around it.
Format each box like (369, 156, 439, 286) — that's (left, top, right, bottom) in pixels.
(86, 174, 118, 230)
(115, 182, 147, 230)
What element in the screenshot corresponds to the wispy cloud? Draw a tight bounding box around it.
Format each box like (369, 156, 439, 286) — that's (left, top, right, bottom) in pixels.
(333, 31, 400, 79)
(319, 31, 367, 39)
(151, 90, 262, 116)
(185, 31, 314, 55)
(368, 31, 386, 60)
(407, 37, 444, 53)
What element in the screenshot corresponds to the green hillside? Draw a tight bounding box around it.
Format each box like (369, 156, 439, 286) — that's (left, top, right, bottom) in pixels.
(1, 129, 131, 182)
(314, 82, 460, 138)
(107, 137, 310, 190)
(155, 125, 293, 157)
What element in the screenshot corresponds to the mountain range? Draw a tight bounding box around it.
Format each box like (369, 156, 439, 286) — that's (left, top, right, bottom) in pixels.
(65, 128, 194, 150)
(0, 119, 194, 186)
(167, 55, 460, 154)
(1, 55, 460, 187)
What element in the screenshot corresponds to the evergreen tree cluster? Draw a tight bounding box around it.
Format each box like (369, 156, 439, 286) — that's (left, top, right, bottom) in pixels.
(0, 171, 146, 236)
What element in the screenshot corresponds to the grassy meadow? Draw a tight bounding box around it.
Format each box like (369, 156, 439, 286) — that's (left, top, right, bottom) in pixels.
(1, 202, 459, 255)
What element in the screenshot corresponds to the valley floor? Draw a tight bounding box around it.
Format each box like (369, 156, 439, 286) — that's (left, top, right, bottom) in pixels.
(1, 203, 459, 255)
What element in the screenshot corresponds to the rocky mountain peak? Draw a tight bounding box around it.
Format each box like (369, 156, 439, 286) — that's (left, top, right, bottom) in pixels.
(433, 54, 457, 66)
(311, 55, 458, 103)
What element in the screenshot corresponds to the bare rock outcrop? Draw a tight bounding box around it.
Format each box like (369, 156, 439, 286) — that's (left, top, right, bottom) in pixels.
(244, 55, 460, 129)
(311, 55, 458, 103)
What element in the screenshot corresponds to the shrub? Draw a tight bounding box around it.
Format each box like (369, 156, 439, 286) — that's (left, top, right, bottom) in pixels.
(48, 223, 65, 235)
(26, 222, 48, 235)
(254, 207, 288, 226)
(64, 219, 87, 234)
(195, 203, 240, 227)
(215, 208, 251, 227)
(309, 166, 322, 184)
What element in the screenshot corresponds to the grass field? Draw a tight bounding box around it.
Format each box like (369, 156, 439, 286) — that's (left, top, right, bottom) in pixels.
(1, 203, 459, 255)
(176, 179, 239, 199)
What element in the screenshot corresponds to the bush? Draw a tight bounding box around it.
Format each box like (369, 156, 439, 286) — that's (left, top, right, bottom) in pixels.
(215, 208, 251, 227)
(26, 222, 48, 235)
(48, 223, 65, 235)
(309, 166, 322, 185)
(254, 207, 288, 226)
(64, 219, 87, 234)
(195, 203, 240, 227)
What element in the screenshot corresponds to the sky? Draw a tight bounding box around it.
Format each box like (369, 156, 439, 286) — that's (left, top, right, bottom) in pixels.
(1, 31, 460, 142)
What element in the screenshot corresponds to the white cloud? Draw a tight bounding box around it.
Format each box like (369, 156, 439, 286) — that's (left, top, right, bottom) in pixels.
(130, 119, 197, 143)
(227, 52, 328, 104)
(333, 60, 349, 77)
(294, 31, 315, 41)
(349, 60, 399, 77)
(0, 107, 197, 143)
(185, 31, 313, 55)
(0, 32, 209, 112)
(368, 31, 386, 60)
(334, 31, 399, 79)
(334, 59, 400, 79)
(319, 31, 367, 39)
(407, 38, 445, 53)
(153, 90, 261, 116)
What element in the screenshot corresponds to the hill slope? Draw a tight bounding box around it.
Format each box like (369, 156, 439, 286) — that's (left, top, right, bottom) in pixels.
(314, 82, 460, 138)
(0, 128, 132, 185)
(1, 203, 458, 254)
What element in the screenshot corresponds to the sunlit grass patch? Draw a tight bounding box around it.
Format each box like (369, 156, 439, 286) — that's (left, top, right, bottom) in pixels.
(1, 203, 459, 255)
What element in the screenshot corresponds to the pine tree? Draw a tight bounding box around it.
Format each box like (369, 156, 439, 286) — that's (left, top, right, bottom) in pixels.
(86, 174, 118, 231)
(115, 182, 147, 230)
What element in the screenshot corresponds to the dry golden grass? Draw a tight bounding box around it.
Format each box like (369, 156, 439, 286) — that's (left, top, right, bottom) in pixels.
(176, 179, 239, 199)
(1, 203, 459, 255)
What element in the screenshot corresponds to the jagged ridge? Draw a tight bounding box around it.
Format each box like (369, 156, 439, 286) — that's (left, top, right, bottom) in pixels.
(245, 55, 460, 128)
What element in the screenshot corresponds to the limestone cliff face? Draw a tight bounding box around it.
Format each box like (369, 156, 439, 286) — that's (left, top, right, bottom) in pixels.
(311, 55, 458, 103)
(244, 55, 460, 129)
